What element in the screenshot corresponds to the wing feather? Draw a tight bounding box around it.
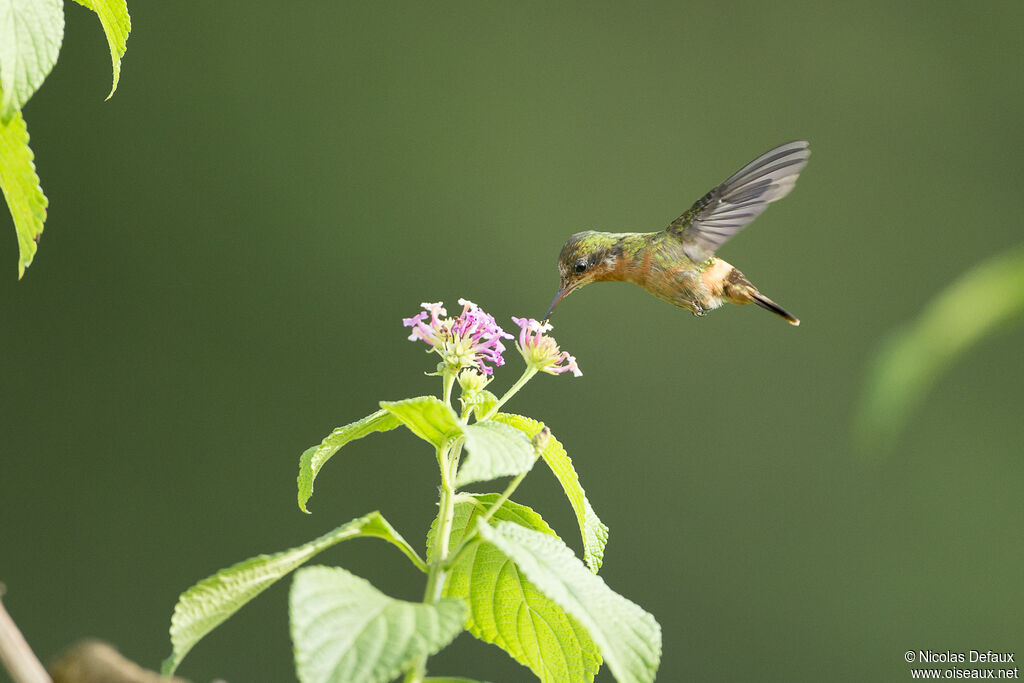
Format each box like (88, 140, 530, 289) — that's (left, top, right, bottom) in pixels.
(670, 140, 810, 262)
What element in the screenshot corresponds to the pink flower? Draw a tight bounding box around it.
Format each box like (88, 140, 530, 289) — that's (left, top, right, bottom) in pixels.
(404, 299, 513, 375)
(511, 317, 582, 377)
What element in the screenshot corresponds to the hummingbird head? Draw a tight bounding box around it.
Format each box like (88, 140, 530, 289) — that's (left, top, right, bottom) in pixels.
(545, 231, 618, 319)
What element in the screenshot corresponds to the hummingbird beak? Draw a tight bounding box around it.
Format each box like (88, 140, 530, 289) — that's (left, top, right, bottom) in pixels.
(544, 286, 570, 321)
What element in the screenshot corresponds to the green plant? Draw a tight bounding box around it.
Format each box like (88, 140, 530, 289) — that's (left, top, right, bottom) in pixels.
(855, 245, 1024, 451)
(0, 0, 130, 278)
(162, 299, 662, 683)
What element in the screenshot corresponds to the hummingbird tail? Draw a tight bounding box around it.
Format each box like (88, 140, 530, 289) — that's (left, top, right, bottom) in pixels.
(751, 292, 800, 326)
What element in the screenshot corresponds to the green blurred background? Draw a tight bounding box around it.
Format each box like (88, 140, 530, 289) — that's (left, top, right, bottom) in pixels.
(3, 2, 1022, 681)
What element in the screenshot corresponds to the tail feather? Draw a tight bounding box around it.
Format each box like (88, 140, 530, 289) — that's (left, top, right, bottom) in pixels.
(751, 291, 800, 326)
(721, 266, 800, 326)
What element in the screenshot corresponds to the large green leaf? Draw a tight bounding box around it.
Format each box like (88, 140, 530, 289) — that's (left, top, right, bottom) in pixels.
(855, 245, 1024, 451)
(0, 0, 64, 119)
(297, 409, 401, 513)
(493, 413, 608, 572)
(477, 521, 661, 683)
(455, 420, 536, 487)
(0, 110, 46, 278)
(290, 566, 465, 683)
(70, 0, 131, 99)
(430, 495, 601, 683)
(162, 512, 423, 675)
(381, 396, 461, 449)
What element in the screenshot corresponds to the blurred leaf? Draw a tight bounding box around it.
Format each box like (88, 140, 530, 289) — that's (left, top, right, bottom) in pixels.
(430, 494, 601, 683)
(494, 413, 608, 572)
(455, 420, 536, 487)
(297, 409, 400, 513)
(424, 678, 492, 683)
(70, 0, 131, 99)
(477, 521, 661, 683)
(290, 565, 464, 683)
(381, 395, 460, 448)
(162, 512, 423, 675)
(0, 0, 63, 120)
(0, 110, 46, 278)
(856, 245, 1024, 451)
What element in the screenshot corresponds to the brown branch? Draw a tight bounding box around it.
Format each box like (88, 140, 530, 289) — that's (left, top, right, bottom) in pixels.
(0, 584, 51, 683)
(49, 640, 190, 683)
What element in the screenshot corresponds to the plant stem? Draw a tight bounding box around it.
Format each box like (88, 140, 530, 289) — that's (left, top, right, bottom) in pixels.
(442, 455, 536, 571)
(442, 369, 455, 407)
(402, 660, 424, 683)
(479, 466, 531, 525)
(424, 477, 456, 602)
(480, 366, 538, 421)
(404, 441, 460, 683)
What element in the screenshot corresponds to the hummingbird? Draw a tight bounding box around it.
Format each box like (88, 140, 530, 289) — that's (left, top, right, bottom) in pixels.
(545, 140, 809, 325)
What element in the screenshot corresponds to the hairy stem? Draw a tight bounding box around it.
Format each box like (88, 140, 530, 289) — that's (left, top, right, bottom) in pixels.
(424, 478, 456, 602)
(404, 441, 460, 683)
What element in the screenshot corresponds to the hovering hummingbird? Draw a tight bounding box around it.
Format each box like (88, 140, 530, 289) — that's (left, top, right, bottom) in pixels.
(546, 140, 809, 325)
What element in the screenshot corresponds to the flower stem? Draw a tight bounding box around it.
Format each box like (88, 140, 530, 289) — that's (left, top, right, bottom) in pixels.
(480, 366, 538, 421)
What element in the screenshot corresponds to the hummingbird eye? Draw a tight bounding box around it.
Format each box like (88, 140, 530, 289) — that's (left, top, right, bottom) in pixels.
(573, 258, 588, 275)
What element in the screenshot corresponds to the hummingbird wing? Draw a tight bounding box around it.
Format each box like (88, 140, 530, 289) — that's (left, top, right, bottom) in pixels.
(669, 140, 810, 263)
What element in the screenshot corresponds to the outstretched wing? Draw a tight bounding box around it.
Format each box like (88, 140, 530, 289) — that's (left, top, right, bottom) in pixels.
(669, 140, 810, 263)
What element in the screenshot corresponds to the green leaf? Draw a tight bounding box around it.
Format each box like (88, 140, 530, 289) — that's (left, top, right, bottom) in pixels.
(70, 0, 131, 99)
(290, 566, 465, 683)
(855, 245, 1024, 452)
(494, 413, 608, 572)
(0, 0, 64, 120)
(432, 495, 601, 683)
(477, 521, 661, 683)
(297, 409, 401, 513)
(162, 511, 423, 676)
(455, 420, 536, 487)
(424, 678, 492, 683)
(0, 111, 46, 278)
(381, 396, 460, 449)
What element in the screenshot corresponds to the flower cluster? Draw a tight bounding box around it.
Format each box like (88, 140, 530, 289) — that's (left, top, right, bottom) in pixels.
(511, 317, 582, 377)
(404, 299, 513, 375)
(404, 299, 581, 380)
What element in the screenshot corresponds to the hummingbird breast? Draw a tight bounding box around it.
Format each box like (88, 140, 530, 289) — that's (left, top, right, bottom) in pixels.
(604, 233, 723, 315)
